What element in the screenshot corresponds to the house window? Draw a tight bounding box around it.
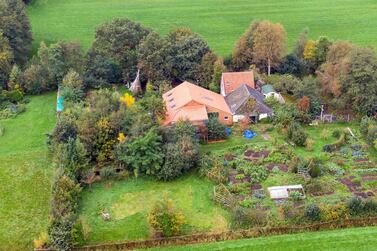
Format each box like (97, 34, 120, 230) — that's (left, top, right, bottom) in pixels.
(170, 104, 176, 109)
(208, 112, 219, 119)
(224, 116, 229, 120)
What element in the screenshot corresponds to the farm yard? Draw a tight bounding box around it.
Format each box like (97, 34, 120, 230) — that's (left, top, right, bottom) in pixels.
(0, 0, 377, 250)
(27, 0, 377, 55)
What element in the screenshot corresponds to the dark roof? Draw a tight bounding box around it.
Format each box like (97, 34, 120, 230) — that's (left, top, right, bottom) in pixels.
(225, 84, 273, 115)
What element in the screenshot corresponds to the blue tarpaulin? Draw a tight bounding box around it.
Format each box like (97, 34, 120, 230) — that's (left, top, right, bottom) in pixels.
(243, 130, 257, 139)
(226, 127, 232, 136)
(57, 96, 64, 112)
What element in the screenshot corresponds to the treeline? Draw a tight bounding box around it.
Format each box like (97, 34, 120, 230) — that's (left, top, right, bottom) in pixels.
(1, 1, 376, 116)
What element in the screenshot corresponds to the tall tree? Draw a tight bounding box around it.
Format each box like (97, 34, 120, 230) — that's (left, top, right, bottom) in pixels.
(232, 21, 260, 70)
(167, 28, 210, 83)
(317, 41, 354, 97)
(294, 28, 309, 59)
(91, 18, 151, 83)
(0, 32, 13, 88)
(137, 32, 172, 84)
(252, 21, 287, 75)
(195, 51, 218, 88)
(0, 0, 32, 65)
(342, 48, 377, 115)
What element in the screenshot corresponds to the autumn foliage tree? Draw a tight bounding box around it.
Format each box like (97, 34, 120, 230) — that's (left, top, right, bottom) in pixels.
(297, 96, 310, 113)
(252, 21, 287, 75)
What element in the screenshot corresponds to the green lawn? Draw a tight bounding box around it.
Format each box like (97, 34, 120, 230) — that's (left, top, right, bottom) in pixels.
(78, 174, 229, 245)
(27, 0, 377, 56)
(0, 93, 56, 250)
(144, 226, 377, 251)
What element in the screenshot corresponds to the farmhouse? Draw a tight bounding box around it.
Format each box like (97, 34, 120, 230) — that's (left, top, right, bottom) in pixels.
(163, 81, 233, 126)
(220, 71, 255, 96)
(225, 84, 273, 123)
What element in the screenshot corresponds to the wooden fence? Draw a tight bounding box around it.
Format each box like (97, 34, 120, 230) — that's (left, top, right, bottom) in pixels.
(35, 217, 377, 251)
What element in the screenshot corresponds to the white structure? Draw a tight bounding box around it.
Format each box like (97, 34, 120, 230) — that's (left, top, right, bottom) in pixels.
(261, 84, 285, 104)
(268, 185, 305, 200)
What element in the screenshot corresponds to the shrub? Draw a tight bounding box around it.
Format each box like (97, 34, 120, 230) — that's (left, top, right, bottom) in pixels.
(305, 204, 321, 221)
(287, 123, 307, 146)
(332, 129, 341, 138)
(309, 165, 322, 178)
(320, 203, 349, 221)
(305, 138, 314, 151)
(207, 117, 227, 140)
(290, 191, 302, 201)
(148, 198, 186, 237)
(33, 232, 49, 249)
(239, 198, 253, 208)
(231, 206, 267, 229)
(48, 217, 74, 251)
(347, 197, 364, 216)
(100, 167, 116, 180)
(158, 135, 199, 181)
(320, 129, 331, 140)
(71, 219, 86, 246)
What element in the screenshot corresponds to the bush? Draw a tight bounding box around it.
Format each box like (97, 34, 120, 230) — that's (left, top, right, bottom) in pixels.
(207, 117, 227, 140)
(148, 198, 186, 237)
(347, 197, 364, 216)
(231, 206, 267, 229)
(309, 165, 322, 178)
(48, 217, 74, 251)
(332, 129, 341, 138)
(320, 203, 349, 221)
(287, 123, 307, 146)
(100, 167, 116, 180)
(33, 232, 49, 249)
(305, 138, 314, 151)
(321, 129, 331, 140)
(290, 191, 302, 201)
(305, 204, 321, 221)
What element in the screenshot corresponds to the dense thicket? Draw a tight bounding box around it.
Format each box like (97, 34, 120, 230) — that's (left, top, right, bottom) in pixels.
(0, 0, 32, 66)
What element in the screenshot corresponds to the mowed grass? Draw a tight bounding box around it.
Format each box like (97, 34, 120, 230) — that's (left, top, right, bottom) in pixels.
(144, 226, 377, 251)
(78, 174, 229, 245)
(27, 0, 377, 56)
(0, 93, 56, 250)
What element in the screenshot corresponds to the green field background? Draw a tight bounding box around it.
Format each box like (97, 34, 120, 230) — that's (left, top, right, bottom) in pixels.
(28, 0, 377, 55)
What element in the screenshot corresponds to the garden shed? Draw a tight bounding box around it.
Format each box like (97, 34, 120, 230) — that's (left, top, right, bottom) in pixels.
(268, 185, 305, 200)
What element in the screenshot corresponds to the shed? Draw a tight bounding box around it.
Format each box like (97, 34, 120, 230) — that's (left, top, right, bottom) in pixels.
(261, 84, 285, 103)
(268, 185, 305, 200)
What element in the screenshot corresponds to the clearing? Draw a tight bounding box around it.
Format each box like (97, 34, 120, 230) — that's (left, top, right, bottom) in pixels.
(27, 0, 377, 55)
(78, 174, 229, 245)
(0, 93, 56, 250)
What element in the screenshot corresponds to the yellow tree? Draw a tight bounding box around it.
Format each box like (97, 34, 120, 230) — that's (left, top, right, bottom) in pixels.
(303, 40, 318, 61)
(316, 41, 354, 97)
(119, 93, 135, 107)
(253, 21, 287, 75)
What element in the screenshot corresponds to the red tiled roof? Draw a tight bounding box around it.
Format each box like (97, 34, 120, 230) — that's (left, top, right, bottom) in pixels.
(162, 81, 231, 125)
(221, 71, 255, 95)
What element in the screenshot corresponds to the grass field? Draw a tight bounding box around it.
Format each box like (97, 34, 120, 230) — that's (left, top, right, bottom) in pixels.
(0, 93, 56, 250)
(145, 226, 377, 251)
(27, 0, 377, 56)
(78, 174, 229, 245)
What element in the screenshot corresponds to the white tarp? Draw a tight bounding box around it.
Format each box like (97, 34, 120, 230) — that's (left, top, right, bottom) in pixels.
(268, 185, 304, 200)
